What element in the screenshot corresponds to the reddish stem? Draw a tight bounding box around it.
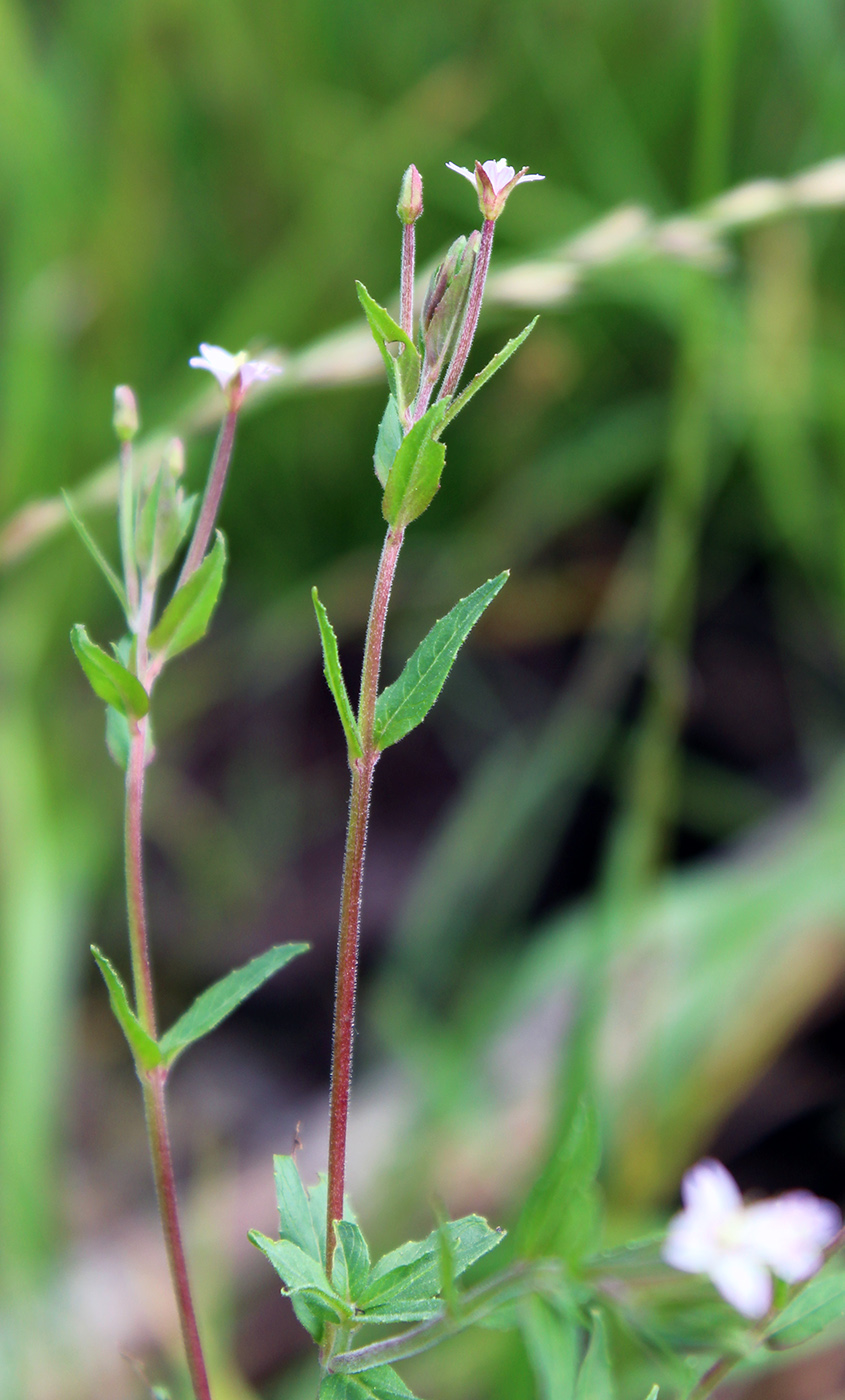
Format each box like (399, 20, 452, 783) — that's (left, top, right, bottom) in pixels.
(400, 223, 415, 340)
(178, 403, 239, 587)
(326, 526, 404, 1264)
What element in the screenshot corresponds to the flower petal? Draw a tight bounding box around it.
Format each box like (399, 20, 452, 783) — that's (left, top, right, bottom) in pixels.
(681, 1159, 743, 1219)
(709, 1252, 773, 1318)
(663, 1209, 721, 1273)
(445, 162, 477, 187)
(744, 1192, 841, 1283)
(240, 359, 283, 391)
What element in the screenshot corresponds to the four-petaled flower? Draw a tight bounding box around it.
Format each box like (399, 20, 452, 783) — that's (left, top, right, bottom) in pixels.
(663, 1159, 841, 1319)
(189, 343, 282, 402)
(446, 158, 544, 221)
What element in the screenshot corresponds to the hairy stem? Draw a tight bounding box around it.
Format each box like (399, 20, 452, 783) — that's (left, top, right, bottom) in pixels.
(326, 525, 404, 1265)
(400, 223, 415, 340)
(119, 439, 139, 621)
(438, 218, 495, 401)
(178, 403, 239, 587)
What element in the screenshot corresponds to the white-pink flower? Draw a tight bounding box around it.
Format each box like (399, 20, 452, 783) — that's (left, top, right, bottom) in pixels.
(663, 1159, 841, 1319)
(446, 158, 544, 221)
(189, 343, 282, 398)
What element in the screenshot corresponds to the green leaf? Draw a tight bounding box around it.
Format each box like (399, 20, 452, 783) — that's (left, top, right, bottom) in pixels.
(312, 589, 363, 759)
(358, 1215, 505, 1323)
(71, 624, 149, 719)
(248, 1230, 348, 1328)
(333, 1219, 372, 1300)
(105, 705, 131, 770)
(438, 318, 539, 433)
(90, 946, 162, 1073)
(574, 1312, 615, 1400)
(518, 1095, 601, 1262)
(148, 530, 226, 661)
(520, 1296, 580, 1400)
(381, 401, 449, 529)
(356, 282, 421, 414)
(767, 1270, 845, 1349)
(320, 1366, 419, 1400)
(374, 573, 509, 751)
(642, 1389, 659, 1400)
(135, 468, 164, 576)
(62, 491, 128, 614)
(274, 1154, 325, 1263)
(374, 396, 404, 488)
(158, 943, 308, 1066)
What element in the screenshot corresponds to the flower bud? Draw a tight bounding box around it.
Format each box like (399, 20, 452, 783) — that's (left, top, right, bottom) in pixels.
(397, 164, 424, 225)
(113, 385, 139, 442)
(420, 231, 479, 379)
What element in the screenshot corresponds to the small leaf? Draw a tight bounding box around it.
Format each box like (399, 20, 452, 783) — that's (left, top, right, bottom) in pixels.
(62, 491, 128, 613)
(320, 1366, 420, 1400)
(374, 573, 508, 751)
(382, 401, 449, 529)
(333, 1219, 372, 1300)
(274, 1154, 324, 1261)
(766, 1270, 845, 1349)
(312, 589, 363, 759)
(71, 625, 149, 719)
(358, 1215, 505, 1323)
(356, 282, 421, 414)
(90, 946, 162, 1072)
(148, 530, 226, 661)
(159, 943, 308, 1066)
(374, 396, 404, 487)
(248, 1231, 348, 1327)
(574, 1312, 615, 1400)
(438, 318, 539, 433)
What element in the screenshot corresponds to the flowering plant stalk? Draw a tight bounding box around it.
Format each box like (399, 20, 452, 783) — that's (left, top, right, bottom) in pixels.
(68, 353, 306, 1400)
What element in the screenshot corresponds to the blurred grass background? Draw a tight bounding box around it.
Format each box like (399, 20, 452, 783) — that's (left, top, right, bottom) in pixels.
(5, 0, 845, 1395)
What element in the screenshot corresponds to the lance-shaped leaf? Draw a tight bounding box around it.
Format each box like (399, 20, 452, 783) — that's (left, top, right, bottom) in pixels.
(520, 1295, 580, 1400)
(374, 573, 508, 751)
(438, 319, 539, 434)
(158, 943, 309, 1066)
(62, 491, 128, 614)
(382, 400, 450, 530)
(71, 625, 149, 719)
(574, 1312, 615, 1400)
(357, 1215, 505, 1323)
(356, 282, 421, 415)
(332, 1219, 372, 1301)
(275, 1155, 325, 1262)
(148, 530, 226, 662)
(766, 1270, 845, 1349)
(320, 1369, 420, 1400)
(374, 395, 404, 487)
(90, 946, 162, 1073)
(312, 589, 363, 759)
(249, 1231, 349, 1328)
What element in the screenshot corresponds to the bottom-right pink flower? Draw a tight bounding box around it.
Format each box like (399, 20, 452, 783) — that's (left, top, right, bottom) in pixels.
(663, 1158, 842, 1318)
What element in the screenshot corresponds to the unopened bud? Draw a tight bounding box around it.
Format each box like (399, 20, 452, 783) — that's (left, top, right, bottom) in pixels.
(113, 385, 139, 442)
(420, 231, 479, 376)
(163, 436, 185, 479)
(397, 164, 424, 225)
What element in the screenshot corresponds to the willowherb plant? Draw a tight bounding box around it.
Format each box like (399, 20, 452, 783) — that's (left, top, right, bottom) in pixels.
(69, 159, 845, 1400)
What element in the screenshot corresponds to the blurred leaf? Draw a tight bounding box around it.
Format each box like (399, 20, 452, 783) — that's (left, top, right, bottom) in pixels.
(105, 705, 130, 770)
(358, 1215, 505, 1323)
(275, 1154, 325, 1263)
(90, 946, 162, 1073)
(374, 395, 404, 487)
(518, 1096, 601, 1263)
(320, 1366, 419, 1400)
(70, 625, 148, 719)
(374, 573, 508, 750)
(381, 401, 448, 529)
(61, 491, 127, 613)
(766, 1269, 845, 1350)
(148, 531, 226, 661)
(158, 943, 308, 1066)
(520, 1295, 580, 1400)
(356, 281, 421, 415)
(312, 588, 363, 758)
(439, 318, 539, 432)
(574, 1312, 615, 1400)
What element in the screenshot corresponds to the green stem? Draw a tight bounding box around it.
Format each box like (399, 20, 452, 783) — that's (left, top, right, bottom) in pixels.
(327, 1262, 561, 1374)
(687, 1354, 739, 1400)
(326, 525, 404, 1266)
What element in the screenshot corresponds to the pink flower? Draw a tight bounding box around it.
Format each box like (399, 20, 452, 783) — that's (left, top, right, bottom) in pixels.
(189, 344, 282, 399)
(663, 1159, 841, 1319)
(446, 159, 544, 221)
